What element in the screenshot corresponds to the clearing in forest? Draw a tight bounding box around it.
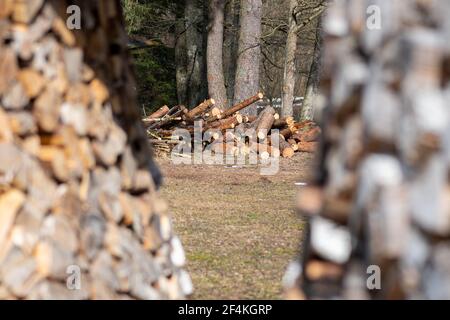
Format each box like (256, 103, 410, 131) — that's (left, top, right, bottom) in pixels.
(158, 153, 313, 299)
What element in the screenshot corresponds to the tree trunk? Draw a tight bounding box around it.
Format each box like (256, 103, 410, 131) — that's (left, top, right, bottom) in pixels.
(281, 0, 298, 118)
(233, 0, 262, 115)
(300, 18, 322, 121)
(223, 0, 240, 105)
(0, 0, 190, 300)
(285, 0, 450, 300)
(185, 0, 206, 108)
(175, 6, 188, 107)
(207, 0, 228, 110)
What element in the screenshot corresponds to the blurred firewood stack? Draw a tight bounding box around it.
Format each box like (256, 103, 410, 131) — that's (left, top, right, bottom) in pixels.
(284, 0, 450, 299)
(144, 93, 321, 159)
(0, 0, 191, 299)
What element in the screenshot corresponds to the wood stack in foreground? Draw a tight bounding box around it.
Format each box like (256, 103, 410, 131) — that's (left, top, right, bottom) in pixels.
(0, 1, 190, 299)
(284, 0, 450, 300)
(144, 93, 321, 159)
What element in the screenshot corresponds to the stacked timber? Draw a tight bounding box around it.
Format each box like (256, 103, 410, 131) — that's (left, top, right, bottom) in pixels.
(0, 1, 190, 299)
(144, 93, 321, 159)
(284, 0, 450, 300)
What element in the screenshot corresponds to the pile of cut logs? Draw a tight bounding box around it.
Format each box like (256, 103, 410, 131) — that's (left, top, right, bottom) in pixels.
(143, 93, 321, 159)
(284, 0, 450, 300)
(0, 0, 189, 300)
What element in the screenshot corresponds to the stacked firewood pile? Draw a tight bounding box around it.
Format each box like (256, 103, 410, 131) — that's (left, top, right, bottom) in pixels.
(284, 0, 450, 299)
(143, 93, 321, 159)
(0, 1, 190, 299)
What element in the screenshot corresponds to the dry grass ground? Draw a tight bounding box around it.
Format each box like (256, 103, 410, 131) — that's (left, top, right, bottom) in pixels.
(158, 153, 314, 299)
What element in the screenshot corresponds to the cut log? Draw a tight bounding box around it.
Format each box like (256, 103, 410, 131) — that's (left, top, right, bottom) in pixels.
(184, 98, 215, 121)
(33, 86, 61, 132)
(296, 186, 323, 216)
(18, 68, 45, 98)
(208, 114, 242, 131)
(0, 190, 26, 248)
(89, 79, 109, 105)
(249, 142, 280, 159)
(12, 0, 43, 24)
(297, 141, 318, 153)
(280, 126, 298, 139)
(222, 92, 263, 118)
(147, 106, 187, 130)
(35, 240, 75, 280)
(210, 107, 222, 117)
(302, 126, 322, 142)
(143, 117, 182, 125)
(291, 132, 303, 142)
(305, 260, 344, 281)
(205, 109, 223, 123)
(146, 105, 169, 120)
(256, 106, 276, 140)
(273, 117, 294, 128)
(279, 135, 295, 158)
(243, 115, 257, 123)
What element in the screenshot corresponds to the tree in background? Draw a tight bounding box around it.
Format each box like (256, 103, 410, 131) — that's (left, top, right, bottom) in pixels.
(207, 0, 229, 109)
(300, 16, 322, 120)
(223, 0, 240, 104)
(185, 0, 208, 109)
(280, 0, 300, 117)
(233, 0, 263, 115)
(122, 0, 325, 118)
(281, 0, 326, 118)
(123, 0, 180, 112)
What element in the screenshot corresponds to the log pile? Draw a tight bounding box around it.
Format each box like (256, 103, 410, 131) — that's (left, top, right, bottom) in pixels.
(144, 93, 321, 159)
(284, 0, 450, 300)
(0, 1, 190, 299)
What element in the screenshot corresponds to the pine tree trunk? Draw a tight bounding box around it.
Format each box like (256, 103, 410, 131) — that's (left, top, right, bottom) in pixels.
(300, 18, 322, 121)
(223, 0, 240, 106)
(285, 0, 450, 300)
(0, 0, 190, 300)
(175, 5, 188, 107)
(207, 0, 228, 110)
(233, 0, 262, 115)
(280, 0, 298, 118)
(185, 0, 207, 108)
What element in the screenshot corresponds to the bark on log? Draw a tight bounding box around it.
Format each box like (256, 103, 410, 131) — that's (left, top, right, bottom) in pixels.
(147, 105, 169, 120)
(208, 114, 243, 131)
(301, 126, 321, 142)
(184, 98, 215, 121)
(279, 135, 295, 158)
(147, 106, 187, 130)
(256, 106, 276, 140)
(280, 126, 297, 139)
(222, 93, 263, 118)
(273, 117, 294, 128)
(297, 141, 318, 153)
(249, 142, 280, 159)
